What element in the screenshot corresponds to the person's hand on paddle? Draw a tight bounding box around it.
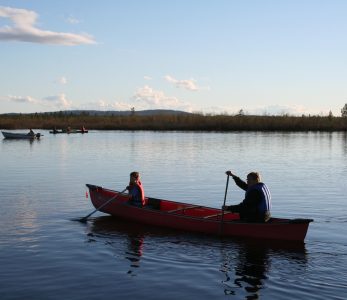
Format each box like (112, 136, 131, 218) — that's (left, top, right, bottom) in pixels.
(222, 205, 236, 212)
(225, 170, 236, 178)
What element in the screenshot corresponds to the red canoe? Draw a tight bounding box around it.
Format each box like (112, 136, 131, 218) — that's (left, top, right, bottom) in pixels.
(86, 184, 313, 242)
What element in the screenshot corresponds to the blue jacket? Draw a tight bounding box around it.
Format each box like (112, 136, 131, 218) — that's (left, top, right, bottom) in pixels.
(245, 183, 271, 215)
(226, 176, 272, 222)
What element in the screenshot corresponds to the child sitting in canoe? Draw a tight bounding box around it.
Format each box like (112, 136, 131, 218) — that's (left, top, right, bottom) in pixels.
(127, 171, 146, 207)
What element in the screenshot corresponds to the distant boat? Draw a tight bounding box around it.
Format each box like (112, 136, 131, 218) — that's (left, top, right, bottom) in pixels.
(86, 184, 313, 242)
(2, 131, 42, 139)
(49, 129, 88, 134)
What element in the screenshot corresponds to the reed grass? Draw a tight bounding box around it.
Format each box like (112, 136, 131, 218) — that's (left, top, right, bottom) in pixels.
(0, 112, 346, 131)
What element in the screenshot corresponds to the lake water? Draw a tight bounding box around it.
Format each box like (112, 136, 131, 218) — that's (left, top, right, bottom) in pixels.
(0, 130, 346, 300)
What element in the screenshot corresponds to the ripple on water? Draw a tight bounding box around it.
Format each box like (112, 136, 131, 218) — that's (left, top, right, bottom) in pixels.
(1, 131, 347, 300)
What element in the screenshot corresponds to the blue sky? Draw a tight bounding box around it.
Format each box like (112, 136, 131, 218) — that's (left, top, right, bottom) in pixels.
(1, 1, 346, 115)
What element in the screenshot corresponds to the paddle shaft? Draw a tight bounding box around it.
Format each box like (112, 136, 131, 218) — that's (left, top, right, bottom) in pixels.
(219, 174, 230, 235)
(81, 188, 127, 220)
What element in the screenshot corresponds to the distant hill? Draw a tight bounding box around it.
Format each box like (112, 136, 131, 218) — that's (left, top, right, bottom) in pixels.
(1, 109, 192, 116)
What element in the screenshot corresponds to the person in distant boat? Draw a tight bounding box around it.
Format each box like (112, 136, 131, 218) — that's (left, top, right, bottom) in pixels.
(223, 171, 271, 223)
(81, 125, 86, 132)
(127, 171, 146, 207)
(28, 128, 35, 136)
(52, 126, 58, 133)
(66, 126, 71, 133)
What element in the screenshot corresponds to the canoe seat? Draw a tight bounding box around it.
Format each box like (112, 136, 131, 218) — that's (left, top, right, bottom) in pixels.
(168, 205, 202, 213)
(147, 198, 161, 210)
(203, 212, 232, 219)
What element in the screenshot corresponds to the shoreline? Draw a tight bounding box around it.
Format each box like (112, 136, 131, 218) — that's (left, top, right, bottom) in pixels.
(1, 113, 346, 131)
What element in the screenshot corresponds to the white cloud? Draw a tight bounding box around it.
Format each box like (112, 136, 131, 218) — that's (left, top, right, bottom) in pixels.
(83, 86, 195, 112)
(133, 85, 193, 111)
(97, 99, 132, 110)
(134, 85, 175, 106)
(6, 93, 73, 109)
(248, 104, 317, 116)
(66, 16, 80, 24)
(111, 102, 133, 110)
(0, 6, 95, 45)
(144, 76, 152, 81)
(164, 75, 199, 91)
(57, 76, 67, 85)
(81, 99, 133, 111)
(8, 95, 38, 103)
(199, 103, 332, 116)
(97, 99, 108, 109)
(42, 93, 72, 108)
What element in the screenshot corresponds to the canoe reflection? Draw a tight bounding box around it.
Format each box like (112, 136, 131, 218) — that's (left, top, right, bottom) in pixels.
(88, 217, 145, 276)
(2, 137, 39, 146)
(87, 216, 307, 296)
(221, 243, 270, 298)
(88, 215, 184, 237)
(87, 216, 177, 276)
(125, 235, 144, 274)
(220, 239, 307, 298)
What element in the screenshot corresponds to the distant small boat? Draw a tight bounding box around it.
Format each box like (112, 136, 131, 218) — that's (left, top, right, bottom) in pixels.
(86, 184, 313, 242)
(2, 131, 42, 139)
(49, 129, 88, 134)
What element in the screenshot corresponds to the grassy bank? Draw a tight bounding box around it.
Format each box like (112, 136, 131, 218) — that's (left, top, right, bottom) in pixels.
(0, 113, 346, 131)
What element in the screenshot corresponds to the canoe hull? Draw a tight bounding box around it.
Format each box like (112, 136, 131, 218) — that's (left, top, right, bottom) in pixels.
(49, 130, 88, 134)
(86, 184, 313, 242)
(2, 131, 41, 139)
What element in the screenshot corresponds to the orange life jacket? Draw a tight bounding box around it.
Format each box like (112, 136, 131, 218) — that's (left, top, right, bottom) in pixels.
(129, 180, 146, 206)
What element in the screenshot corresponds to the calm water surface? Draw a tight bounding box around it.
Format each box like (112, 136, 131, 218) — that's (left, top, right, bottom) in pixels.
(0, 130, 346, 300)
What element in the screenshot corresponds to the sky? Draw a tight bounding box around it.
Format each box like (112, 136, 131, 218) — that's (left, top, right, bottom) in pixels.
(1, 0, 347, 116)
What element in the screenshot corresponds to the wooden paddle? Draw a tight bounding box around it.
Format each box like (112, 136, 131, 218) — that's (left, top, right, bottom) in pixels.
(219, 174, 230, 235)
(77, 188, 127, 222)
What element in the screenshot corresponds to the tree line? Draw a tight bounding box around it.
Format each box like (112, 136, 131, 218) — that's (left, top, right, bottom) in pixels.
(0, 112, 346, 131)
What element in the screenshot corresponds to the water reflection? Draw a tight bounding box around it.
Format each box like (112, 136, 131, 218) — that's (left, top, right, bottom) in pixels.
(342, 132, 347, 155)
(125, 235, 144, 275)
(221, 243, 270, 298)
(87, 216, 308, 298)
(220, 239, 307, 299)
(2, 137, 39, 147)
(87, 217, 151, 276)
